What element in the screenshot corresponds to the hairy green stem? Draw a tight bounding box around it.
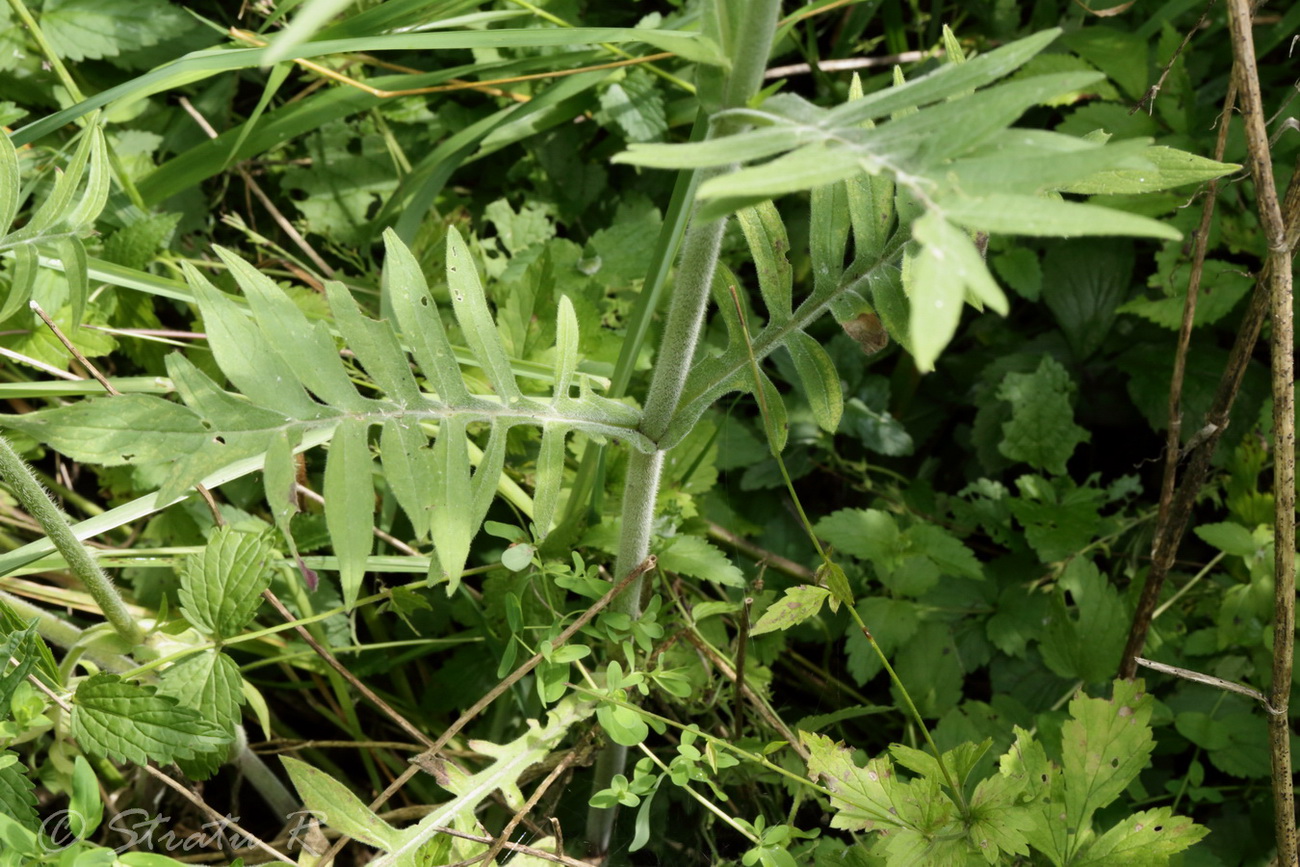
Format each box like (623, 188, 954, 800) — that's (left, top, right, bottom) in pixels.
(0, 589, 136, 673)
(588, 1, 782, 857)
(0, 436, 144, 646)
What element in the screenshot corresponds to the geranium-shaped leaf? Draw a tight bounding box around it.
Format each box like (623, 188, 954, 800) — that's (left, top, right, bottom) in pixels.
(801, 731, 943, 833)
(1061, 679, 1156, 837)
(749, 586, 832, 638)
(1076, 806, 1208, 864)
(158, 650, 245, 733)
(179, 527, 273, 638)
(997, 356, 1090, 474)
(71, 674, 230, 765)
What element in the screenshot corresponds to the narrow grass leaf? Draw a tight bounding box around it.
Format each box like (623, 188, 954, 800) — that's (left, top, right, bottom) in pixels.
(324, 418, 374, 609)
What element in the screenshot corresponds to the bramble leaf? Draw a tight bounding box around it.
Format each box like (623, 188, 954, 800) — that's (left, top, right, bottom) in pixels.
(749, 585, 831, 637)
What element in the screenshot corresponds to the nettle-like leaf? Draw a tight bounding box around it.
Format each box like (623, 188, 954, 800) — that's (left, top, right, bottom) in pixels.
(617, 29, 1232, 373)
(997, 356, 1091, 475)
(71, 673, 230, 766)
(3, 230, 651, 604)
(178, 527, 272, 639)
(0, 749, 37, 832)
(0, 122, 109, 327)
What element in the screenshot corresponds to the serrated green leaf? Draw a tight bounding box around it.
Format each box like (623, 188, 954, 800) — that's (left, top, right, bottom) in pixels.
(1062, 679, 1155, 835)
(1061, 146, 1238, 195)
(1042, 239, 1131, 360)
(846, 597, 919, 685)
(71, 673, 230, 765)
(657, 535, 744, 587)
(816, 508, 902, 567)
(324, 418, 373, 609)
(600, 70, 666, 143)
(785, 330, 843, 433)
(749, 585, 830, 636)
(998, 356, 1090, 474)
(282, 756, 406, 851)
(944, 194, 1180, 240)
(1194, 522, 1259, 558)
(0, 750, 37, 831)
(1075, 806, 1208, 865)
(40, 0, 189, 61)
(801, 731, 937, 832)
(178, 527, 272, 638)
(1117, 259, 1252, 331)
(158, 650, 244, 733)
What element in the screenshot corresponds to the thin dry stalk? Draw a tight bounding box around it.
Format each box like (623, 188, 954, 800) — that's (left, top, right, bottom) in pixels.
(1225, 0, 1296, 862)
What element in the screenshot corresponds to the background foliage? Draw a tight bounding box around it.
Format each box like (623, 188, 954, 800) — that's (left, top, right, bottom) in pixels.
(0, 0, 1296, 865)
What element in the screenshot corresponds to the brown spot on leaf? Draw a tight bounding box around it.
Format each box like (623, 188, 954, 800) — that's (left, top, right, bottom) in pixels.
(841, 313, 889, 355)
